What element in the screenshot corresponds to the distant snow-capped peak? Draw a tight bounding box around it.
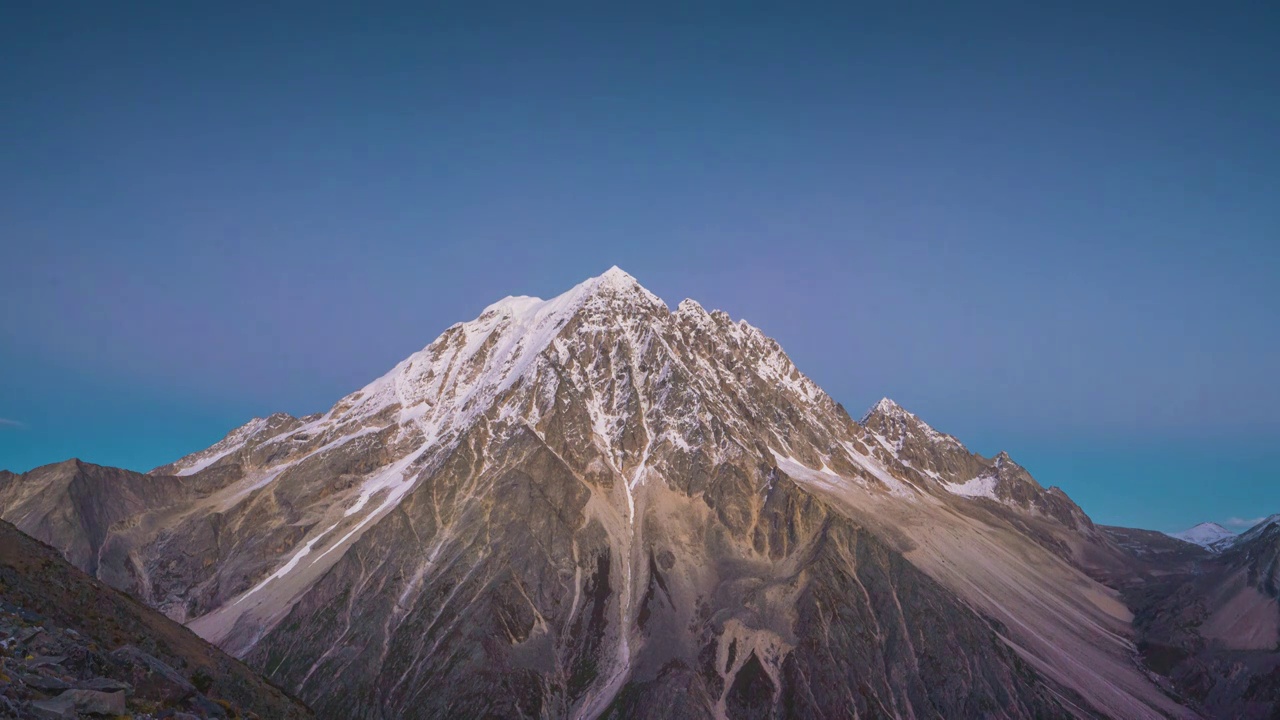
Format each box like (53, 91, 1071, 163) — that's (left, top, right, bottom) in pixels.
(1169, 522, 1236, 550)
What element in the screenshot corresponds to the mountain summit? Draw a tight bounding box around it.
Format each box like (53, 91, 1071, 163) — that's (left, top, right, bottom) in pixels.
(1170, 521, 1237, 551)
(0, 270, 1219, 719)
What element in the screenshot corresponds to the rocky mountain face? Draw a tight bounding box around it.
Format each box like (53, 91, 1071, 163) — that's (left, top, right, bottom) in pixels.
(0, 519, 312, 719)
(0, 267, 1270, 719)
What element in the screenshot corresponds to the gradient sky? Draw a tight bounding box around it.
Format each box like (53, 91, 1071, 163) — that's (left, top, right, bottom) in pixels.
(2, 3, 1277, 533)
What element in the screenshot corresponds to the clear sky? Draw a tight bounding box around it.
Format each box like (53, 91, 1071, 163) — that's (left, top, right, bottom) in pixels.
(2, 3, 1277, 533)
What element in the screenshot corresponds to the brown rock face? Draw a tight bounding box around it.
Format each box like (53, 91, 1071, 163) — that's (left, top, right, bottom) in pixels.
(0, 459, 191, 576)
(0, 268, 1233, 718)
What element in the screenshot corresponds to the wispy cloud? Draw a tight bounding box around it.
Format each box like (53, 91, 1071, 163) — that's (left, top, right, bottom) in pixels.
(0, 418, 25, 429)
(1226, 516, 1265, 529)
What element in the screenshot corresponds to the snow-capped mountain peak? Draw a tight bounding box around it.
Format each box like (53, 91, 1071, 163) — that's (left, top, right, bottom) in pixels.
(479, 266, 661, 319)
(859, 397, 965, 453)
(1169, 522, 1236, 550)
(160, 265, 849, 516)
(596, 263, 643, 287)
(7, 268, 1197, 720)
(862, 397, 906, 423)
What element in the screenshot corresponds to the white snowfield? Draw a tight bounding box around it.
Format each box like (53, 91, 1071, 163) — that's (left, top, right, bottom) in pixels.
(944, 471, 999, 500)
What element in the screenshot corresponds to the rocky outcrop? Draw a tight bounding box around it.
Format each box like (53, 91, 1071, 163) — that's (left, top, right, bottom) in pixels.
(30, 688, 128, 719)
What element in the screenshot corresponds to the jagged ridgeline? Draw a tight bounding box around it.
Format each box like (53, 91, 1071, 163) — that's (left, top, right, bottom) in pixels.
(2, 268, 1273, 719)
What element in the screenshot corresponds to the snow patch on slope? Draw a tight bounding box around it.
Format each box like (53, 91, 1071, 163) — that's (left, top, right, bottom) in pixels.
(944, 472, 999, 501)
(167, 417, 272, 476)
(774, 449, 916, 500)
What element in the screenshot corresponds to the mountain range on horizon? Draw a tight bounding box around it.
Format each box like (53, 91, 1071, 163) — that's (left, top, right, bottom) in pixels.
(2, 267, 1277, 719)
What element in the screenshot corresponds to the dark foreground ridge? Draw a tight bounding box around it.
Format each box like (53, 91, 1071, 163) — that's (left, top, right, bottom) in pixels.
(0, 519, 312, 719)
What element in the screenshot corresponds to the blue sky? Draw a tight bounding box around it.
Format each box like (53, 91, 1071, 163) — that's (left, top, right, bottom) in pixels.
(2, 3, 1277, 532)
